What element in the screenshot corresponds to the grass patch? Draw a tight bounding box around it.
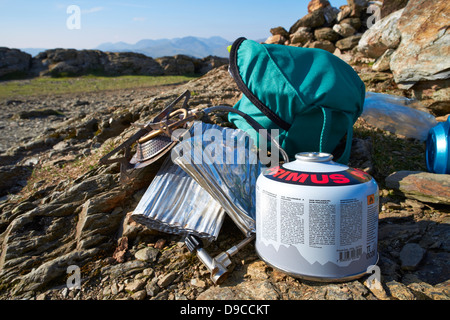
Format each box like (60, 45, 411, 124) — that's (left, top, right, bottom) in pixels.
(0, 74, 198, 99)
(353, 118, 427, 187)
(18, 139, 119, 201)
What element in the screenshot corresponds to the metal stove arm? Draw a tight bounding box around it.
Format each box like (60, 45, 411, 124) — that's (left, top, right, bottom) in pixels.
(214, 234, 255, 268)
(98, 90, 194, 174)
(151, 90, 191, 123)
(185, 234, 255, 285)
(99, 127, 149, 167)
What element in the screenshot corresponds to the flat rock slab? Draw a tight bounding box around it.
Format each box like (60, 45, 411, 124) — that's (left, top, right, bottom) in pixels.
(385, 170, 450, 205)
(390, 0, 450, 87)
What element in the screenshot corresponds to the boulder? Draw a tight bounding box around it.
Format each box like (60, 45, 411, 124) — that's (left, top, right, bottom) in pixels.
(306, 40, 336, 53)
(134, 247, 159, 262)
(0, 47, 31, 79)
(380, 0, 409, 18)
(289, 27, 314, 45)
(289, 9, 326, 34)
(103, 51, 164, 76)
(340, 17, 362, 31)
(357, 8, 403, 58)
(46, 61, 81, 77)
(270, 26, 289, 39)
(37, 49, 165, 77)
(333, 23, 356, 37)
(264, 34, 287, 45)
(389, 0, 450, 89)
(322, 5, 340, 24)
(372, 48, 395, 72)
(385, 171, 450, 205)
(39, 49, 100, 76)
(410, 79, 450, 116)
(196, 56, 229, 75)
(33, 48, 228, 77)
(0, 46, 228, 79)
(154, 55, 195, 75)
(335, 35, 362, 51)
(337, 5, 352, 22)
(347, 0, 369, 17)
(314, 27, 340, 42)
(307, 0, 330, 13)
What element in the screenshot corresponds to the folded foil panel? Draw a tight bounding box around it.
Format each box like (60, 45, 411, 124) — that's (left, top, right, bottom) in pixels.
(172, 122, 261, 236)
(132, 156, 225, 242)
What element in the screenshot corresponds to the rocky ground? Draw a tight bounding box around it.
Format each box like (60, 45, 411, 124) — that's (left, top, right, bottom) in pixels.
(0, 0, 449, 304)
(0, 64, 448, 302)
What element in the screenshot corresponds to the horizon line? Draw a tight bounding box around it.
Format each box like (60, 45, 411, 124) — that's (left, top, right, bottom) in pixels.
(10, 35, 268, 51)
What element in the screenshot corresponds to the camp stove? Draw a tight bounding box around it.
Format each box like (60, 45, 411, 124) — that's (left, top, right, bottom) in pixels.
(102, 90, 290, 284)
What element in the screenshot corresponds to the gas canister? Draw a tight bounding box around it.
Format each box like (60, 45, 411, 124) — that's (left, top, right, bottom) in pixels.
(426, 117, 450, 174)
(255, 152, 379, 281)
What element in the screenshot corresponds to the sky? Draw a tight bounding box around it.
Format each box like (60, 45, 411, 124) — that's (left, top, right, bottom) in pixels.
(0, 0, 348, 50)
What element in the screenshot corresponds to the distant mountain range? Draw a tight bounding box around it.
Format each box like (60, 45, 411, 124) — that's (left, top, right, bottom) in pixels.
(20, 36, 232, 59)
(95, 36, 232, 58)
